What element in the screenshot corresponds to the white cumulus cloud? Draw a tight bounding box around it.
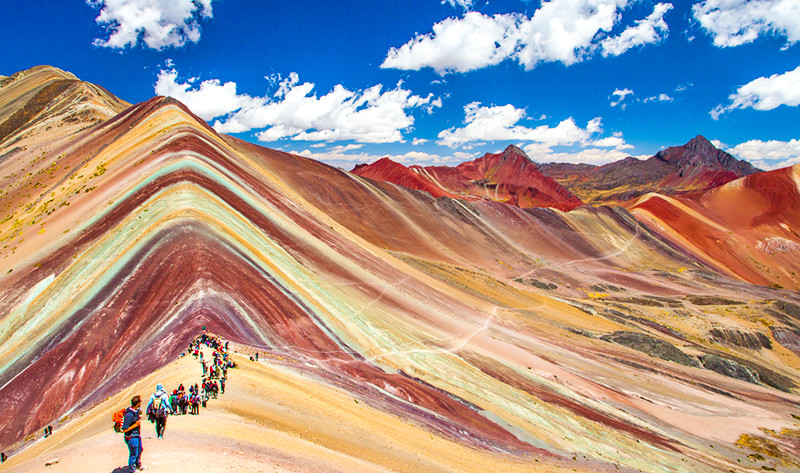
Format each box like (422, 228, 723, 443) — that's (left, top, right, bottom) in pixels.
(381, 12, 523, 74)
(600, 3, 673, 57)
(382, 0, 674, 74)
(727, 139, 800, 170)
(154, 69, 252, 119)
(711, 65, 800, 119)
(295, 148, 467, 170)
(88, 0, 214, 49)
(523, 144, 644, 165)
(693, 0, 800, 48)
(610, 88, 634, 107)
(592, 132, 634, 149)
(154, 68, 440, 144)
(436, 101, 603, 148)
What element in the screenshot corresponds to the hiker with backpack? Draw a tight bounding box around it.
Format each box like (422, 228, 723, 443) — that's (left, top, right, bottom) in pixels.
(119, 395, 144, 472)
(146, 383, 173, 439)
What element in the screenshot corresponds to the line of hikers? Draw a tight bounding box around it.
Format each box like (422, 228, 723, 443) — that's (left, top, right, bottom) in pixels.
(153, 380, 223, 418)
(117, 331, 235, 472)
(190, 335, 236, 380)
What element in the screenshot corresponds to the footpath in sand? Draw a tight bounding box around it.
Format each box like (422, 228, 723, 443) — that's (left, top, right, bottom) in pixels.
(2, 343, 593, 473)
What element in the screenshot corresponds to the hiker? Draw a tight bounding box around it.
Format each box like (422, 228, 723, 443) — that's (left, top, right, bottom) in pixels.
(146, 384, 173, 439)
(121, 395, 143, 472)
(220, 378, 225, 394)
(179, 393, 189, 415)
(190, 394, 200, 415)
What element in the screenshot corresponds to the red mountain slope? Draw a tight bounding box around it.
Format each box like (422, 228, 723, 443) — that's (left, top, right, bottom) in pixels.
(352, 157, 459, 199)
(626, 163, 800, 289)
(352, 145, 584, 211)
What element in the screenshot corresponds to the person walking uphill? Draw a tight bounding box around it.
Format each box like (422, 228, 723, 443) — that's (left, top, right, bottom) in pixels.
(146, 383, 173, 439)
(121, 395, 144, 472)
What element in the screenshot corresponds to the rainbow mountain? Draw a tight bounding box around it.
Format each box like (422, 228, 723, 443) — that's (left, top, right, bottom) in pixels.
(1, 66, 800, 473)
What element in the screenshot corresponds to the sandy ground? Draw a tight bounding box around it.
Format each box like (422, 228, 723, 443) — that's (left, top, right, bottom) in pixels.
(1, 346, 590, 473)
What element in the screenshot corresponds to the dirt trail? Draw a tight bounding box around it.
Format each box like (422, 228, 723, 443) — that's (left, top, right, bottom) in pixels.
(2, 344, 583, 473)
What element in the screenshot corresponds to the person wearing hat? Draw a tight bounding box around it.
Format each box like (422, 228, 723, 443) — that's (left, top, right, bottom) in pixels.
(145, 383, 173, 439)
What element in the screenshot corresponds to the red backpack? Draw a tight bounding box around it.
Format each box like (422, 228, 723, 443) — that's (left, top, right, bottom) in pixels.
(112, 407, 126, 433)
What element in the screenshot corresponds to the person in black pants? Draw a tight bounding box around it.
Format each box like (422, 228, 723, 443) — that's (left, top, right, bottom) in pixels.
(146, 384, 173, 439)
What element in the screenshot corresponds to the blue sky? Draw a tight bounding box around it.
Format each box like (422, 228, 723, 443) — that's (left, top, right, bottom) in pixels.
(2, 0, 799, 170)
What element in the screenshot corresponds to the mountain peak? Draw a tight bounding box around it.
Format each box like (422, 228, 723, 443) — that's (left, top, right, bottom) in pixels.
(685, 135, 716, 153)
(655, 135, 760, 176)
(502, 144, 529, 159)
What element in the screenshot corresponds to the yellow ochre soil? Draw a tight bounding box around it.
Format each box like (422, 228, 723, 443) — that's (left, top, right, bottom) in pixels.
(2, 346, 591, 473)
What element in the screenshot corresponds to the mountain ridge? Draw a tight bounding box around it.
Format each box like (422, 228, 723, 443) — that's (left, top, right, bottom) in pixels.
(352, 145, 585, 211)
(539, 135, 761, 205)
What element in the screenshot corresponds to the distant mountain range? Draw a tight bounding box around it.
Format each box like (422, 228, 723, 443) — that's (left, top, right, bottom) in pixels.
(541, 135, 762, 205)
(353, 136, 762, 209)
(353, 145, 584, 211)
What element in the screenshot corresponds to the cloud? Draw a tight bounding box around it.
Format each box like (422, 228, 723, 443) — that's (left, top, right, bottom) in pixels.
(592, 132, 634, 149)
(610, 88, 634, 107)
(711, 65, 800, 119)
(643, 93, 673, 102)
(523, 144, 644, 165)
(693, 0, 800, 48)
(600, 3, 673, 57)
(442, 0, 473, 10)
(329, 144, 364, 153)
(436, 101, 603, 149)
(154, 68, 252, 119)
(154, 68, 440, 144)
(381, 1, 674, 74)
(381, 12, 523, 74)
(412, 137, 429, 145)
(294, 148, 468, 169)
(726, 139, 800, 170)
(88, 0, 214, 49)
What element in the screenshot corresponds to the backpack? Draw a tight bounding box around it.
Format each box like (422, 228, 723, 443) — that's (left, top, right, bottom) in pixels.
(112, 407, 126, 433)
(153, 395, 168, 419)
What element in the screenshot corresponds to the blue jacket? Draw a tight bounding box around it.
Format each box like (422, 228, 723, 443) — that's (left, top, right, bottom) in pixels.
(146, 389, 173, 416)
(121, 407, 141, 438)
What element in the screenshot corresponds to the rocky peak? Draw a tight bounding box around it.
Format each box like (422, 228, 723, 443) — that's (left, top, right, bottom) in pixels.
(501, 144, 532, 162)
(655, 135, 760, 177)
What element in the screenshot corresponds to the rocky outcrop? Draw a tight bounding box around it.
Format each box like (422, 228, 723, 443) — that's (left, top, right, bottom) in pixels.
(699, 353, 795, 392)
(700, 355, 761, 385)
(601, 331, 697, 367)
(685, 295, 744, 306)
(708, 328, 772, 350)
(772, 328, 800, 356)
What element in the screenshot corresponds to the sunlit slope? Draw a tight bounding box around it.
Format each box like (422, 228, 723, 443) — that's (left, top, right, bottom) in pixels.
(1, 350, 594, 473)
(0, 65, 128, 144)
(627, 164, 800, 290)
(0, 83, 798, 472)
